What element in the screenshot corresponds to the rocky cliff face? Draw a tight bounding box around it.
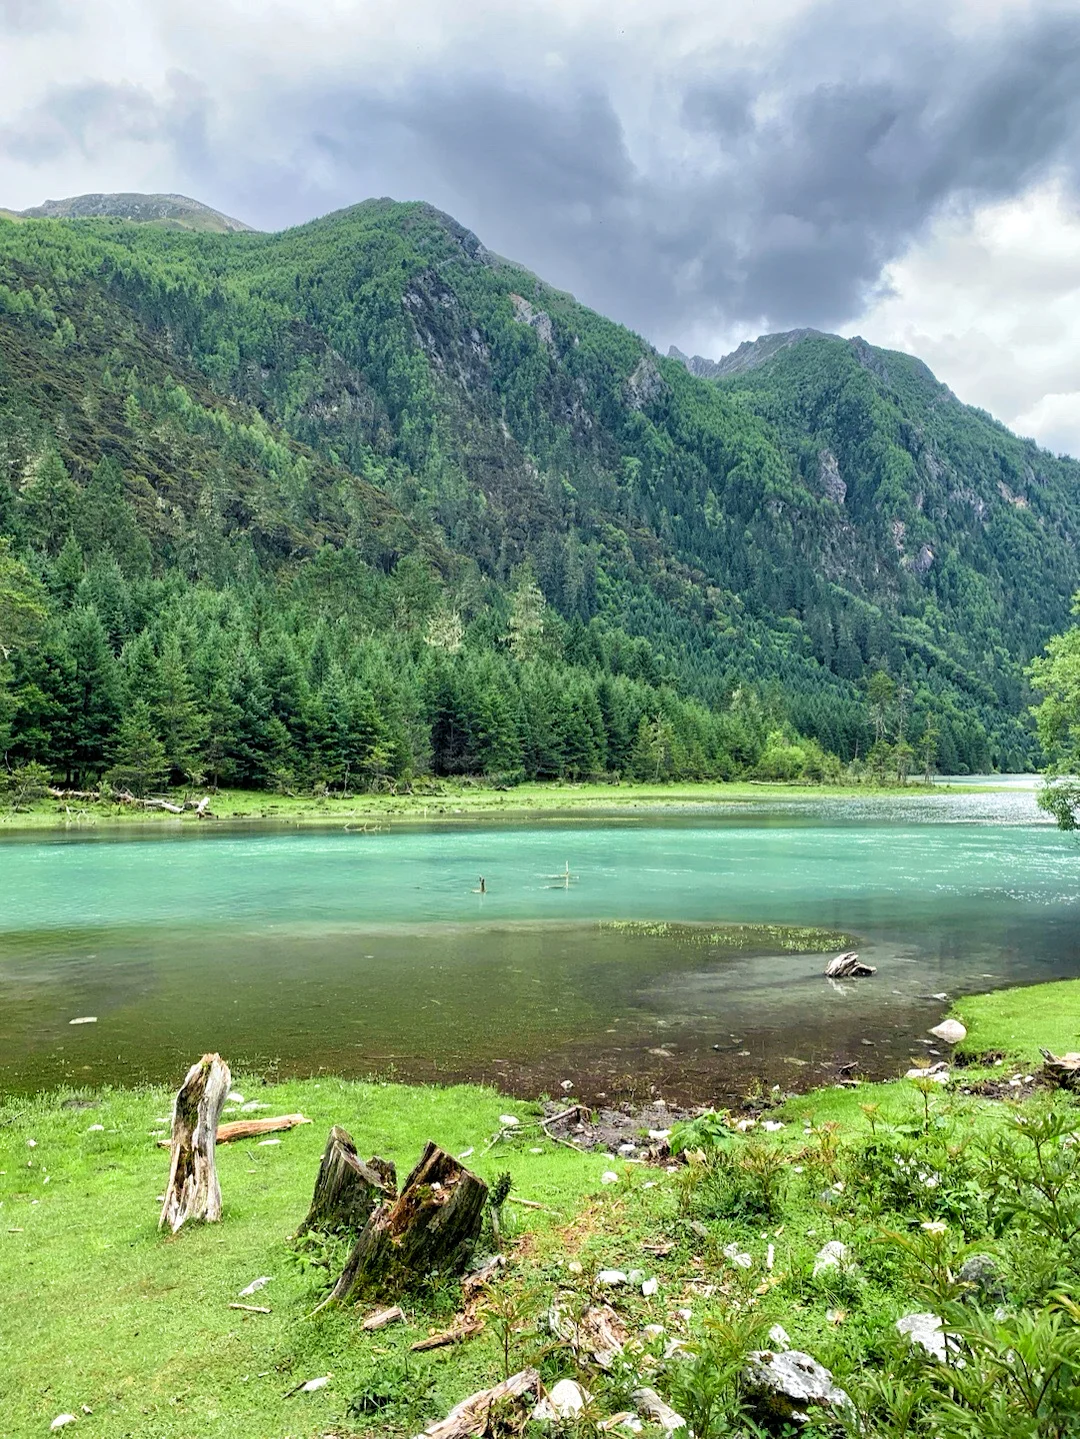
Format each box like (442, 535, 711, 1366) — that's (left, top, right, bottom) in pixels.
(670, 329, 832, 380)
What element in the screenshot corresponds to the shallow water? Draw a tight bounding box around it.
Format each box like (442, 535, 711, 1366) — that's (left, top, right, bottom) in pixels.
(1, 787, 1077, 1101)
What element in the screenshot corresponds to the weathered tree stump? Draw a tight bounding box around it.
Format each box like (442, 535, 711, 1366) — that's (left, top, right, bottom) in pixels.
(297, 1125, 397, 1237)
(824, 951, 876, 978)
(330, 1141, 487, 1304)
(159, 1053, 231, 1234)
(1041, 1048, 1080, 1090)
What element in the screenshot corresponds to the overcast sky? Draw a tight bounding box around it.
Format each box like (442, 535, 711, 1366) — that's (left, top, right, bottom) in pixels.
(2, 0, 1078, 456)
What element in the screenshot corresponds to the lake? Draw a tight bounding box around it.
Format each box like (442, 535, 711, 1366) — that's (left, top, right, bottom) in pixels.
(2, 786, 1077, 1102)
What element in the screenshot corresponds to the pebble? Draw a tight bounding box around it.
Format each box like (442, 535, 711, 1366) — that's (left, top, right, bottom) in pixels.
(601, 1170, 620, 1185)
(498, 1115, 519, 1127)
(642, 1276, 659, 1297)
(598, 1269, 628, 1286)
(68, 1017, 97, 1025)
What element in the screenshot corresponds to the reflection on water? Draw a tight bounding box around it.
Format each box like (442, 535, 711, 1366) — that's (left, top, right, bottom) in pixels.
(1, 787, 1077, 1101)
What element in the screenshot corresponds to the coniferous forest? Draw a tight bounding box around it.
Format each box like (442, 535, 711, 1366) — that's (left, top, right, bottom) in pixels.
(2, 197, 1079, 796)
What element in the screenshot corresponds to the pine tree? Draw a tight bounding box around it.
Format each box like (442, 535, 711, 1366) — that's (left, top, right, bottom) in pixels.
(105, 699, 168, 796)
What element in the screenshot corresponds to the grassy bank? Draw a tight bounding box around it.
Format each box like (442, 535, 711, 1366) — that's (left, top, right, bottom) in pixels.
(4, 978, 1080, 1438)
(1, 776, 971, 832)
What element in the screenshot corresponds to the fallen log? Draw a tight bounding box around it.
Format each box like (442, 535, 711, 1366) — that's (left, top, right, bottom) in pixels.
(159, 1053, 231, 1233)
(297, 1125, 396, 1236)
(1041, 1048, 1080, 1090)
(415, 1368, 540, 1439)
(156, 1113, 311, 1147)
(330, 1141, 487, 1304)
(411, 1314, 484, 1351)
(824, 952, 876, 979)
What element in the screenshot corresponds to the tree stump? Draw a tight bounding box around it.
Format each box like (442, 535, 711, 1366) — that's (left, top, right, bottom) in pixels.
(159, 1052, 231, 1234)
(1041, 1048, 1080, 1091)
(297, 1125, 397, 1236)
(330, 1141, 488, 1304)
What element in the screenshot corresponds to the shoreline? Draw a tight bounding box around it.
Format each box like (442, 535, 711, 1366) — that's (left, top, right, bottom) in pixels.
(2, 975, 1075, 1438)
(1, 775, 1013, 834)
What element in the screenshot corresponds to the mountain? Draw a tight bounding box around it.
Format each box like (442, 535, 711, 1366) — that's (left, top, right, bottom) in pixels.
(669, 329, 831, 381)
(14, 192, 253, 233)
(0, 194, 1077, 790)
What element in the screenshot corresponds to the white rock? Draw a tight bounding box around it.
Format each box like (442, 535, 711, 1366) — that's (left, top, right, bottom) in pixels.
(648, 1128, 671, 1141)
(51, 1418, 77, 1431)
(458, 1147, 474, 1159)
(560, 1080, 574, 1091)
(905, 1065, 950, 1084)
(299, 1376, 329, 1393)
(761, 1120, 785, 1132)
(601, 1170, 620, 1185)
(257, 1139, 281, 1147)
(227, 1091, 244, 1103)
(618, 1143, 638, 1156)
(239, 1276, 272, 1297)
(240, 1100, 270, 1112)
(87, 1124, 104, 1133)
(498, 1114, 519, 1127)
(535, 1378, 590, 1419)
(598, 1269, 628, 1286)
(642, 1276, 659, 1297)
(723, 1243, 752, 1269)
(632, 1387, 686, 1432)
(896, 1312, 963, 1365)
(567, 1260, 583, 1274)
(641, 1323, 665, 1339)
(812, 1241, 851, 1278)
(743, 1350, 854, 1426)
(929, 1019, 966, 1044)
(68, 1016, 97, 1025)
(768, 1324, 792, 1350)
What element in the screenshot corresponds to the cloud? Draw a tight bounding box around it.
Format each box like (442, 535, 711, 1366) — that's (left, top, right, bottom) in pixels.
(1012, 394, 1080, 458)
(0, 0, 68, 34)
(0, 0, 1078, 446)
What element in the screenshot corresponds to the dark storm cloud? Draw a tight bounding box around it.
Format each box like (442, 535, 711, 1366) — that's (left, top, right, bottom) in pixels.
(4, 0, 1080, 340)
(214, 0, 1080, 337)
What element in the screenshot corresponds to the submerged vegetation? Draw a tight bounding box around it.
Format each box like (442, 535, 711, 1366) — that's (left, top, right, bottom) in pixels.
(598, 920, 859, 953)
(4, 980, 1080, 1437)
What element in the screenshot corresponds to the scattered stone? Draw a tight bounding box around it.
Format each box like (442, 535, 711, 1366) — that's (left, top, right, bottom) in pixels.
(768, 1324, 792, 1350)
(601, 1171, 620, 1185)
(51, 1418, 77, 1431)
(87, 1124, 104, 1132)
(958, 1254, 1005, 1303)
(532, 1379, 591, 1421)
(723, 1243, 752, 1269)
(227, 1091, 245, 1103)
(743, 1350, 855, 1427)
(68, 1016, 97, 1025)
(929, 1019, 967, 1045)
(897, 1312, 963, 1365)
(239, 1276, 272, 1297)
(598, 1269, 628, 1286)
(498, 1115, 519, 1128)
(812, 1241, 852, 1278)
(632, 1388, 686, 1432)
(642, 1276, 659, 1297)
(905, 1062, 950, 1084)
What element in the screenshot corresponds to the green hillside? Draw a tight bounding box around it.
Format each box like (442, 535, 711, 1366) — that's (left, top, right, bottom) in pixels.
(0, 197, 1076, 792)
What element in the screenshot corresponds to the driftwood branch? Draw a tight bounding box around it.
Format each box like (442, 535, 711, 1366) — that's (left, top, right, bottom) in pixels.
(417, 1368, 540, 1439)
(824, 951, 876, 979)
(156, 1113, 311, 1148)
(159, 1053, 231, 1233)
(47, 786, 214, 817)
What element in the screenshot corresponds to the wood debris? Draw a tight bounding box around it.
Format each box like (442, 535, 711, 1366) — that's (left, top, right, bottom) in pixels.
(416, 1367, 540, 1439)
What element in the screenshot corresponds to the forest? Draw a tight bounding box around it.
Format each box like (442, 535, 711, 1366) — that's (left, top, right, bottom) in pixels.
(2, 197, 1078, 796)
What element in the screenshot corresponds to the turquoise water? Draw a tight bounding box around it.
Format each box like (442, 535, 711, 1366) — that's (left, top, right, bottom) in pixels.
(1, 788, 1077, 1099)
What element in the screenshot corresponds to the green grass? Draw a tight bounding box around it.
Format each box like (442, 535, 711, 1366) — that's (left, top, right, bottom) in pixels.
(954, 979, 1080, 1066)
(0, 1077, 619, 1437)
(2, 776, 959, 832)
(6, 982, 1080, 1437)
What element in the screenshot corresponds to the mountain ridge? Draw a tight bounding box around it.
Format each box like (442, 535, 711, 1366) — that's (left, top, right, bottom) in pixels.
(14, 191, 253, 233)
(0, 195, 1076, 786)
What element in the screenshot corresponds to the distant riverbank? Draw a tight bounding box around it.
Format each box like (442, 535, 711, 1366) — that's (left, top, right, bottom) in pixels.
(1, 775, 1009, 832)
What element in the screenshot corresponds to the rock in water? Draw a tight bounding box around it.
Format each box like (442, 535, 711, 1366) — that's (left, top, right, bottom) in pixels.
(824, 952, 876, 978)
(929, 1019, 966, 1044)
(743, 1350, 854, 1426)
